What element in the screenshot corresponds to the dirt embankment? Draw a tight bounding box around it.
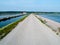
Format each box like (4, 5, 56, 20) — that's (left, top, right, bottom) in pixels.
(36, 15, 60, 36)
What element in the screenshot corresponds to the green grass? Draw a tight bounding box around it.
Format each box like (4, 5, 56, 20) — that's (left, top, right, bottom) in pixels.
(35, 15, 47, 24)
(0, 15, 28, 40)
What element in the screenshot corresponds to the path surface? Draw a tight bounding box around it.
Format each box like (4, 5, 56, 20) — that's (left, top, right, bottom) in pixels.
(0, 14, 60, 45)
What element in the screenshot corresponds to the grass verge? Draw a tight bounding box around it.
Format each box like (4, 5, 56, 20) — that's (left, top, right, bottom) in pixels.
(35, 15, 47, 24)
(0, 15, 28, 40)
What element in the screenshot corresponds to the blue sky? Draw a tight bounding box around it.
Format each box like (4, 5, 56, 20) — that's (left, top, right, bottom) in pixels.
(0, 0, 60, 12)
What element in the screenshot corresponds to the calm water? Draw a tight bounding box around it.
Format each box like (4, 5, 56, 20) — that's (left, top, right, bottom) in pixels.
(0, 14, 20, 19)
(39, 14, 60, 23)
(0, 15, 23, 28)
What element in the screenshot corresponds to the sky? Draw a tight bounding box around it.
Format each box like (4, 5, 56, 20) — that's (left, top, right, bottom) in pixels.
(0, 0, 60, 12)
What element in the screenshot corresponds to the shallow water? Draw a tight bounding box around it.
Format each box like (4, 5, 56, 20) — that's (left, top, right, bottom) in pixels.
(0, 16, 23, 28)
(39, 14, 60, 23)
